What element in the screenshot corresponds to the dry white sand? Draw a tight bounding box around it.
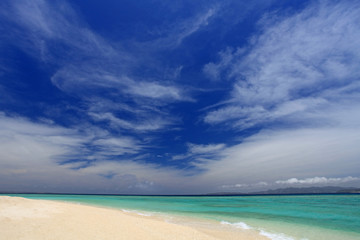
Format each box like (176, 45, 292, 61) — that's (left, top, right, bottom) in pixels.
(0, 196, 268, 240)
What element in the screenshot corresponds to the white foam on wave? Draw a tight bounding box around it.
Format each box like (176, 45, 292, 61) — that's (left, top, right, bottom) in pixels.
(220, 220, 252, 230)
(220, 221, 308, 240)
(121, 209, 152, 217)
(259, 229, 305, 240)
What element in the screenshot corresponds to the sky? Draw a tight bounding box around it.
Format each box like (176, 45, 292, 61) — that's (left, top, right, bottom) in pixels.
(0, 0, 359, 194)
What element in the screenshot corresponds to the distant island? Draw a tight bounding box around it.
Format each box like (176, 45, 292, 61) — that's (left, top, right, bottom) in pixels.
(206, 186, 360, 196)
(1, 186, 359, 196)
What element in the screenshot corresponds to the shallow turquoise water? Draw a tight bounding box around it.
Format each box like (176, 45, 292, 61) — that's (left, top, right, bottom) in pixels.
(4, 194, 360, 240)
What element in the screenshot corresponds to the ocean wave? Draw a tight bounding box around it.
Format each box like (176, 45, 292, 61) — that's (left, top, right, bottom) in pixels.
(220, 220, 308, 240)
(259, 229, 308, 240)
(259, 230, 294, 240)
(121, 209, 152, 217)
(220, 220, 252, 230)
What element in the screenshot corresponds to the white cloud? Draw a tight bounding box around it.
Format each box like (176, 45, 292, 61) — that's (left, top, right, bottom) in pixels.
(126, 81, 184, 101)
(203, 48, 235, 81)
(51, 68, 191, 103)
(89, 112, 173, 132)
(275, 176, 360, 185)
(188, 143, 226, 155)
(148, 8, 217, 50)
(92, 137, 141, 156)
(222, 183, 248, 189)
(0, 113, 143, 164)
(221, 181, 268, 189)
(172, 143, 226, 162)
(204, 0, 360, 130)
(204, 105, 268, 128)
(0, 113, 194, 194)
(0, 113, 85, 175)
(194, 126, 360, 190)
(2, 0, 192, 134)
(5, 0, 116, 60)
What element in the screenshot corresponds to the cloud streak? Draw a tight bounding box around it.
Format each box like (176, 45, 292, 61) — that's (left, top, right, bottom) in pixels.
(2, 0, 194, 135)
(204, 0, 360, 130)
(172, 143, 226, 166)
(154, 8, 217, 49)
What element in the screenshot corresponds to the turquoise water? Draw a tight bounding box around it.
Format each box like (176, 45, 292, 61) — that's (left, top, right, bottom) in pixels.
(4, 194, 360, 240)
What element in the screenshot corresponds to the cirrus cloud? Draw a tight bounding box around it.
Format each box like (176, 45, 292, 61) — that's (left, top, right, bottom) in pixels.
(204, 0, 360, 130)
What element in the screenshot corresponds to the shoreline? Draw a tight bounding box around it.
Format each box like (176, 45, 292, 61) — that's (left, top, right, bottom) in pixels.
(0, 196, 268, 240)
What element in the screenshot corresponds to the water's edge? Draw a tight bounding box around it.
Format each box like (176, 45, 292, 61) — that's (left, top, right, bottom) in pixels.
(2, 194, 359, 240)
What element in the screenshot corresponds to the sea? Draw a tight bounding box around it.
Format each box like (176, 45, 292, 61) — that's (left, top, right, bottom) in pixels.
(3, 194, 360, 240)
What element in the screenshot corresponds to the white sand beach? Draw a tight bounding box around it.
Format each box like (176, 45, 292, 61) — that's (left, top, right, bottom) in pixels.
(0, 196, 268, 240)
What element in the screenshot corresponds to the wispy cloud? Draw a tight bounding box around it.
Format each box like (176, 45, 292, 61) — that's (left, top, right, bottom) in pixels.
(203, 48, 235, 81)
(0, 112, 192, 193)
(188, 143, 226, 155)
(1, 0, 193, 135)
(204, 0, 360, 130)
(172, 143, 226, 163)
(92, 137, 141, 156)
(0, 112, 142, 163)
(0, 112, 85, 173)
(126, 81, 189, 101)
(145, 7, 217, 50)
(89, 112, 174, 132)
(2, 0, 116, 60)
(51, 68, 191, 103)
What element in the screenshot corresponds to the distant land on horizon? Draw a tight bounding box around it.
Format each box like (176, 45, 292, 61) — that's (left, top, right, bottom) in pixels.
(207, 186, 360, 196)
(1, 186, 360, 196)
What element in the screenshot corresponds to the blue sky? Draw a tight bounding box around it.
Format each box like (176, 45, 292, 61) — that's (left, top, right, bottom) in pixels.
(0, 0, 359, 194)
